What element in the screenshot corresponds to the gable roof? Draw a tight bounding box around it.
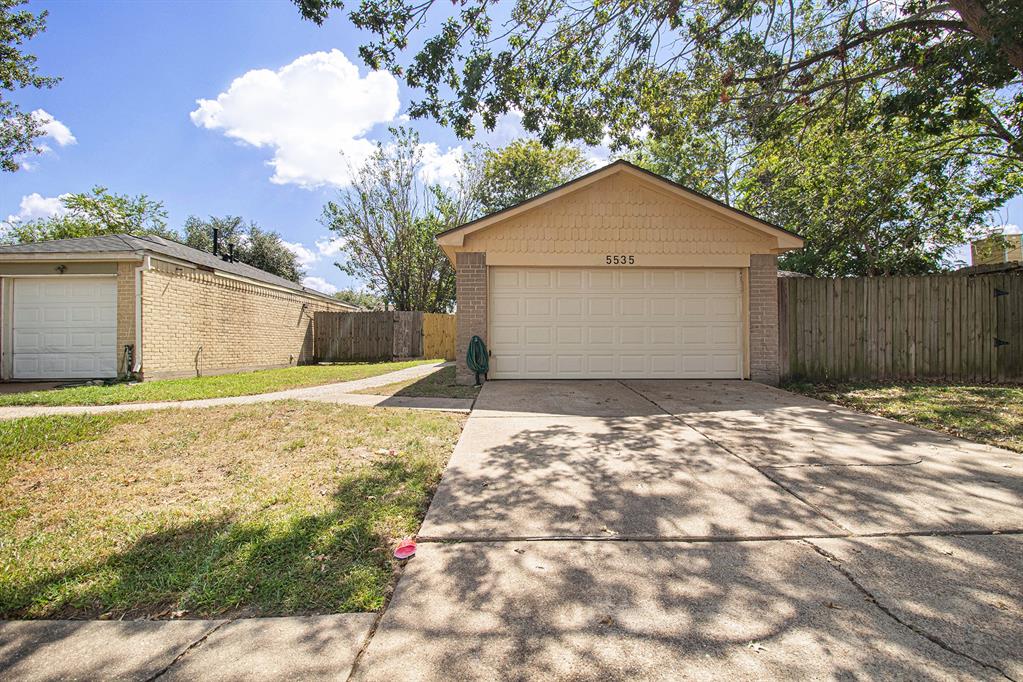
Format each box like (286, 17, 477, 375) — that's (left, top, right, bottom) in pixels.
(437, 159, 804, 250)
(0, 234, 350, 304)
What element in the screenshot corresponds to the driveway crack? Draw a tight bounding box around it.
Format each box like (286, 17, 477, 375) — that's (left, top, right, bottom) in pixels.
(616, 381, 852, 533)
(145, 618, 234, 681)
(803, 540, 1016, 681)
(764, 458, 923, 469)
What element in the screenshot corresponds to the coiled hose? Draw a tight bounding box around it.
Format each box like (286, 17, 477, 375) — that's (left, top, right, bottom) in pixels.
(466, 335, 489, 386)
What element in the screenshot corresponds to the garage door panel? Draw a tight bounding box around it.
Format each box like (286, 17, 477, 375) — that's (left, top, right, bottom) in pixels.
(588, 298, 614, 316)
(525, 270, 552, 288)
(556, 297, 584, 316)
(587, 270, 615, 289)
(489, 267, 743, 379)
(524, 298, 552, 317)
(11, 277, 117, 380)
(619, 327, 646, 345)
(524, 327, 552, 345)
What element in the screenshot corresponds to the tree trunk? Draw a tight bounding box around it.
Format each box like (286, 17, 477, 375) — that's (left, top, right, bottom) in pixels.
(949, 0, 1023, 73)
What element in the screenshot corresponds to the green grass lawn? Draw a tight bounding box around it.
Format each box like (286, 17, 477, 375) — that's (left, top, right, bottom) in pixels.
(355, 366, 480, 400)
(0, 359, 440, 407)
(0, 401, 465, 619)
(784, 381, 1023, 453)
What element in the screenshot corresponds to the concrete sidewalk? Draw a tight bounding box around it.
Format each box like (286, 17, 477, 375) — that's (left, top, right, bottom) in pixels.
(0, 362, 472, 420)
(0, 615, 376, 681)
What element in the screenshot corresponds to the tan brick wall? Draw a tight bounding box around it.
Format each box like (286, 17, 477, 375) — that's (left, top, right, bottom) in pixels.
(749, 254, 780, 385)
(115, 262, 137, 377)
(455, 252, 487, 385)
(140, 259, 350, 379)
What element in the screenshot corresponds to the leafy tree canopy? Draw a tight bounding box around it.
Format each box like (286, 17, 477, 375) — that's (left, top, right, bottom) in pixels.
(293, 0, 1022, 165)
(2, 187, 174, 243)
(321, 127, 477, 312)
(476, 139, 592, 213)
(333, 288, 386, 310)
(182, 215, 306, 282)
(632, 78, 1018, 276)
(1, 0, 59, 172)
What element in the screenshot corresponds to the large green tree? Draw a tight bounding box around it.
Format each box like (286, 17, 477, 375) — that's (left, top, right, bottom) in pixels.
(1, 0, 59, 172)
(292, 0, 1022, 165)
(321, 127, 475, 311)
(476, 139, 592, 213)
(1, 187, 175, 243)
(182, 215, 306, 282)
(333, 288, 386, 310)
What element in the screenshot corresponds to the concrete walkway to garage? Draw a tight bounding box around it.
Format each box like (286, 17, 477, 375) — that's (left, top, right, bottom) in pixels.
(354, 379, 1023, 680)
(0, 362, 472, 420)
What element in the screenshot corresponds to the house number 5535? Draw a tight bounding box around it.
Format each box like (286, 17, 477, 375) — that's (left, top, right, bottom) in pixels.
(606, 255, 636, 265)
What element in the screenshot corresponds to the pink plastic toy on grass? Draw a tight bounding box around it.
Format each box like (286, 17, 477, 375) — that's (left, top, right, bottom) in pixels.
(394, 537, 417, 559)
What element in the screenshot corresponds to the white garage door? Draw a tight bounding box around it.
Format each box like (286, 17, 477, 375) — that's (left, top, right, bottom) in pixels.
(489, 267, 743, 379)
(11, 277, 118, 380)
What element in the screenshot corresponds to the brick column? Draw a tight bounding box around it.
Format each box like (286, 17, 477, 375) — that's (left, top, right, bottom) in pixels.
(749, 254, 780, 385)
(455, 252, 487, 385)
(115, 262, 138, 378)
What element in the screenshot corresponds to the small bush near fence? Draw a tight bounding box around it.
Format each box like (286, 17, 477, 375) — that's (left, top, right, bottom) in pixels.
(779, 270, 1022, 383)
(314, 311, 456, 362)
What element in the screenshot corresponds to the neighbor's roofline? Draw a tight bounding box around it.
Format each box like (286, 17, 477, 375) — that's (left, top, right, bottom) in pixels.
(436, 159, 804, 246)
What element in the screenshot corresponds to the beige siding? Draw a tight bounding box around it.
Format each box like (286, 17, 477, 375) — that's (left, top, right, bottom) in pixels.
(458, 173, 776, 267)
(141, 259, 349, 379)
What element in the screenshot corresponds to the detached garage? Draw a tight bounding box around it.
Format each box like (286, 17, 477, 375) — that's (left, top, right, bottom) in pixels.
(0, 234, 356, 382)
(438, 161, 803, 385)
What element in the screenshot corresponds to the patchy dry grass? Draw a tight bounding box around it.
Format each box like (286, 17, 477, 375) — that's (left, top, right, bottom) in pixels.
(0, 401, 464, 619)
(0, 360, 440, 407)
(785, 381, 1023, 453)
(356, 366, 480, 400)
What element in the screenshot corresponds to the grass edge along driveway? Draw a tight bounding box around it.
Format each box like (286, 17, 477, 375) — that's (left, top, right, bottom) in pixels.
(0, 401, 465, 619)
(784, 380, 1023, 454)
(0, 359, 440, 407)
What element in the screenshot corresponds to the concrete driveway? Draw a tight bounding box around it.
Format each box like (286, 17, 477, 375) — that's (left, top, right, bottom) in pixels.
(354, 380, 1022, 680)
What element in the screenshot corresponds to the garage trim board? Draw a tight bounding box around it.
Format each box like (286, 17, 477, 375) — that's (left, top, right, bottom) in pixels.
(488, 267, 745, 379)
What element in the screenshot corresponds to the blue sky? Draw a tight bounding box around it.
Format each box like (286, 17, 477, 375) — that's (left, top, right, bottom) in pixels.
(2, 0, 1020, 291)
(0, 0, 529, 293)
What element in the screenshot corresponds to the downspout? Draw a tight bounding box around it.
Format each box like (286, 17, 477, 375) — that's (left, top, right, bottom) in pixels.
(133, 255, 151, 374)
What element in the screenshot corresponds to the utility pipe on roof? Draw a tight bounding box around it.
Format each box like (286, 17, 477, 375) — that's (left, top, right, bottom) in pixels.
(133, 254, 150, 374)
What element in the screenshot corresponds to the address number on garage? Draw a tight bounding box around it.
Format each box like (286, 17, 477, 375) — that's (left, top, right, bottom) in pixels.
(605, 255, 636, 265)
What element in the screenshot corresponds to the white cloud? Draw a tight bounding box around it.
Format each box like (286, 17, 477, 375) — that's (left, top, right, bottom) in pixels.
(281, 240, 319, 267)
(3, 192, 69, 226)
(302, 276, 339, 295)
(32, 110, 77, 147)
(190, 49, 400, 188)
(418, 143, 464, 187)
(999, 223, 1021, 235)
(316, 236, 347, 258)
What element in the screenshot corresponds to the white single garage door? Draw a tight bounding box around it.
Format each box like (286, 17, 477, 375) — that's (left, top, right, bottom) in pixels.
(489, 267, 743, 379)
(11, 277, 118, 380)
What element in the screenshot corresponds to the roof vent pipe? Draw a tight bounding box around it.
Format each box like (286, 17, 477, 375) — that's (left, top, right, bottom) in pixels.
(228, 243, 235, 263)
(212, 228, 220, 256)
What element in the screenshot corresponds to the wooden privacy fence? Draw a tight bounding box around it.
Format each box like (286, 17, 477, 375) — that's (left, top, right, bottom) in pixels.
(778, 270, 1023, 382)
(314, 311, 455, 362)
(423, 313, 457, 360)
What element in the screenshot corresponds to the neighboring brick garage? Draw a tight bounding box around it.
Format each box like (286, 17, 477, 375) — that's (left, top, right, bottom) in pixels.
(141, 260, 348, 379)
(436, 160, 803, 385)
(0, 234, 355, 382)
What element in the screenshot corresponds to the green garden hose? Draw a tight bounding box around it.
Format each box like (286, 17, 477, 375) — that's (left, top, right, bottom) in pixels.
(466, 335, 489, 386)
